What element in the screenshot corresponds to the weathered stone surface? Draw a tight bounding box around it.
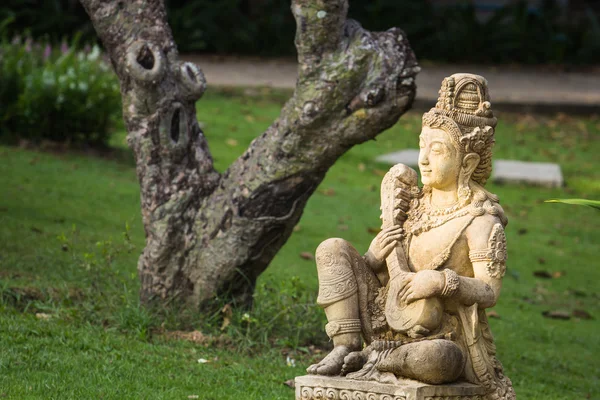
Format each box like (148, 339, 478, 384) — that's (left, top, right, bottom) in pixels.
(295, 375, 486, 400)
(376, 151, 563, 187)
(301, 74, 515, 400)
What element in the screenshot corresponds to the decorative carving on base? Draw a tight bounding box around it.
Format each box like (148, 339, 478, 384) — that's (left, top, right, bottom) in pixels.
(299, 386, 406, 400)
(295, 376, 486, 400)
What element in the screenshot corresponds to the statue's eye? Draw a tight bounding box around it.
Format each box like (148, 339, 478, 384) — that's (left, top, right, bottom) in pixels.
(431, 143, 444, 153)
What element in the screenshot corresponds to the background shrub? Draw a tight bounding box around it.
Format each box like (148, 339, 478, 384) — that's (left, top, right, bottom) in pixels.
(0, 37, 121, 146)
(1, 0, 598, 64)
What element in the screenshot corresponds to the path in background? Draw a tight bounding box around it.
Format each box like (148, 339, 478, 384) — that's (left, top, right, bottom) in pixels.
(184, 55, 600, 114)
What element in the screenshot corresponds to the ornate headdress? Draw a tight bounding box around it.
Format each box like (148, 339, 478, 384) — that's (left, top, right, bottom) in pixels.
(422, 73, 497, 185)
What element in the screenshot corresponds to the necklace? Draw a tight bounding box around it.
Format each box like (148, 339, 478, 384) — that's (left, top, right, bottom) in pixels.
(404, 193, 471, 235)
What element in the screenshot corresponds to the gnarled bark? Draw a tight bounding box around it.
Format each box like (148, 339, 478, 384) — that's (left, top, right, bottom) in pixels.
(79, 0, 419, 309)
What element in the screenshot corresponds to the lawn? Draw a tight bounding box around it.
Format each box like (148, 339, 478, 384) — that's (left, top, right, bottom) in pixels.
(0, 88, 599, 399)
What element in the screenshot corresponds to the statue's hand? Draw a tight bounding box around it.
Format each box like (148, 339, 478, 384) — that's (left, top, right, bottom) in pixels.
(366, 225, 404, 266)
(399, 270, 444, 303)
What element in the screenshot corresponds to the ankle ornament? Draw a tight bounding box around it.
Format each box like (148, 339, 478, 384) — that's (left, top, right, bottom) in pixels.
(325, 319, 362, 339)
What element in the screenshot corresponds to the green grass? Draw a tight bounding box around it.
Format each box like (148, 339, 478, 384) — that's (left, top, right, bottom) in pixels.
(1, 88, 599, 399)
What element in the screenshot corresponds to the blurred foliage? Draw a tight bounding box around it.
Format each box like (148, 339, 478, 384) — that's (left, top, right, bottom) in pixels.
(0, 0, 94, 43)
(545, 198, 600, 210)
(167, 0, 600, 64)
(0, 36, 121, 146)
(0, 0, 598, 64)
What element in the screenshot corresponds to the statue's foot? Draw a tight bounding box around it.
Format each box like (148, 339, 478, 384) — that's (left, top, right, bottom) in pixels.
(341, 350, 367, 374)
(307, 345, 353, 376)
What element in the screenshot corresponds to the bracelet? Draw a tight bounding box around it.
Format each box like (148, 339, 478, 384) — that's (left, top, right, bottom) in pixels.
(441, 269, 460, 297)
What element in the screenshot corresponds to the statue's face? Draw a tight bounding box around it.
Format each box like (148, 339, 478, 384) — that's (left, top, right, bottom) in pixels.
(418, 126, 462, 191)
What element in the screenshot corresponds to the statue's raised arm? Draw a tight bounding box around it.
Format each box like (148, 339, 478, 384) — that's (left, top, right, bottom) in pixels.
(301, 74, 515, 400)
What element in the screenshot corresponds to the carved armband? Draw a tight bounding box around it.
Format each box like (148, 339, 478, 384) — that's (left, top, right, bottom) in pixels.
(441, 269, 460, 297)
(325, 319, 362, 339)
(469, 223, 507, 278)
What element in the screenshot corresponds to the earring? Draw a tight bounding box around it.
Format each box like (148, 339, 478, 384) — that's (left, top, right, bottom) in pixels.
(457, 173, 472, 205)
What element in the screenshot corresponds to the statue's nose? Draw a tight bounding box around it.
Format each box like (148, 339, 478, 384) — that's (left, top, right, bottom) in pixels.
(418, 150, 429, 165)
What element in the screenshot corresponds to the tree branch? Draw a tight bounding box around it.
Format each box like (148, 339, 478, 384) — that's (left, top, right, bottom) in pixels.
(191, 1, 420, 305)
(80, 0, 419, 309)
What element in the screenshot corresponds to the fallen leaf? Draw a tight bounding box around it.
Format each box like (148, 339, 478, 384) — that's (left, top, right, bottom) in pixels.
(166, 330, 207, 344)
(320, 188, 336, 196)
(537, 258, 546, 264)
(372, 169, 386, 177)
(533, 270, 552, 279)
(517, 228, 528, 235)
(338, 224, 349, 231)
(552, 271, 565, 278)
(226, 138, 238, 147)
(30, 226, 43, 234)
(521, 296, 535, 304)
(300, 252, 315, 261)
(244, 115, 255, 123)
(367, 227, 381, 234)
(542, 310, 571, 320)
(284, 379, 295, 389)
(35, 313, 52, 320)
(486, 310, 500, 319)
(197, 358, 210, 364)
(188, 396, 200, 399)
(572, 309, 593, 320)
(567, 289, 587, 298)
(221, 304, 232, 331)
(293, 225, 302, 232)
(358, 163, 366, 172)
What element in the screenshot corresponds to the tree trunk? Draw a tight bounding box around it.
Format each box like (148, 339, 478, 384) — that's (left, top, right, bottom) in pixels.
(79, 0, 419, 309)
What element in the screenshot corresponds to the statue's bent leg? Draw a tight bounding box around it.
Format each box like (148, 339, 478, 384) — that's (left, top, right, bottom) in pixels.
(377, 339, 466, 384)
(307, 238, 363, 376)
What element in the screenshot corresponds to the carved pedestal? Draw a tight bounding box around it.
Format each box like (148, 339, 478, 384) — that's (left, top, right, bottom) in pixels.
(295, 375, 486, 400)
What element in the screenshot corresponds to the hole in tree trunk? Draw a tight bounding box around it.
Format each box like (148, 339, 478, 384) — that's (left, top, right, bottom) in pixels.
(186, 65, 195, 81)
(171, 108, 181, 143)
(136, 44, 155, 70)
(117, 1, 124, 10)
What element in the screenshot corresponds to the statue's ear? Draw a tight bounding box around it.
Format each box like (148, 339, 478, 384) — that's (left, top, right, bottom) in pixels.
(462, 153, 480, 177)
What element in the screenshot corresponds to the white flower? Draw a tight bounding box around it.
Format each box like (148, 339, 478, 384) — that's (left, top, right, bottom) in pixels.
(87, 45, 101, 61)
(286, 356, 296, 367)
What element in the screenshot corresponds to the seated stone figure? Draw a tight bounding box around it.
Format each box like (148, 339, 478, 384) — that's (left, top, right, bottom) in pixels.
(307, 74, 515, 400)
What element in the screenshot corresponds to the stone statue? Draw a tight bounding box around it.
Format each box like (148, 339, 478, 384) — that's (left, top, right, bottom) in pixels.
(298, 74, 516, 400)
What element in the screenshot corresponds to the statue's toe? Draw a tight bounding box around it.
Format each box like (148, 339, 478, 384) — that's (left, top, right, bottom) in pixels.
(342, 351, 366, 374)
(307, 345, 351, 376)
(315, 362, 342, 376)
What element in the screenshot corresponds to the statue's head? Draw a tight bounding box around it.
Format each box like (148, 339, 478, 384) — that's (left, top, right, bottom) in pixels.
(419, 73, 497, 203)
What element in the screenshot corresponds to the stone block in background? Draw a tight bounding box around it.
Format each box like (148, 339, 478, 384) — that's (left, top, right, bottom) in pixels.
(375, 150, 563, 187)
